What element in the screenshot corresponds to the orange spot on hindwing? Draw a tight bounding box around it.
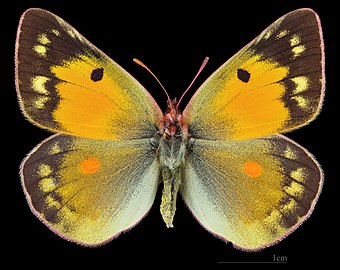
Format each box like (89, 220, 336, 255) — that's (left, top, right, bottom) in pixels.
(243, 160, 263, 179)
(80, 157, 100, 175)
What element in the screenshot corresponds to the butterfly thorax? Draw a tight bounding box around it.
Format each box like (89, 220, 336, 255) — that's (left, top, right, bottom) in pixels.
(158, 99, 187, 227)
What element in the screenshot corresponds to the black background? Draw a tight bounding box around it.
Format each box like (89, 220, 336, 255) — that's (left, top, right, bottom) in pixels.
(5, 0, 337, 265)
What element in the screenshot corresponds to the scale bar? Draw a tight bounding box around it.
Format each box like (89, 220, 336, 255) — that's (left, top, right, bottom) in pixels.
(218, 261, 287, 264)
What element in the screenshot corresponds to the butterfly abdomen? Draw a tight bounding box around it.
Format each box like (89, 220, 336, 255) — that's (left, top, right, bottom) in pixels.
(159, 138, 186, 227)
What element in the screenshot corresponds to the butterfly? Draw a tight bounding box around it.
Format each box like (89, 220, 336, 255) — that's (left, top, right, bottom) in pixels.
(15, 8, 325, 250)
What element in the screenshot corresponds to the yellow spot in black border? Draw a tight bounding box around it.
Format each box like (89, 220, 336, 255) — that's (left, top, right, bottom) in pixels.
(284, 181, 304, 198)
(49, 143, 62, 155)
(243, 160, 263, 179)
(32, 76, 50, 95)
(292, 96, 308, 109)
(46, 195, 61, 209)
(38, 164, 52, 177)
(283, 146, 297, 159)
(290, 34, 301, 46)
(292, 76, 309, 94)
(276, 29, 289, 39)
(33, 45, 47, 57)
(37, 33, 51, 45)
(80, 157, 100, 175)
(292, 45, 306, 59)
(51, 29, 60, 36)
(290, 168, 306, 183)
(34, 96, 50, 109)
(39, 177, 56, 192)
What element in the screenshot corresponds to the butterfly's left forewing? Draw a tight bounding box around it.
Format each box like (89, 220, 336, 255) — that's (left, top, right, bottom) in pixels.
(183, 9, 324, 140)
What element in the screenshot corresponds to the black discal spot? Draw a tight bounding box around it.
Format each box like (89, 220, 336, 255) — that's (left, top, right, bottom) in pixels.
(237, 68, 251, 82)
(91, 67, 104, 82)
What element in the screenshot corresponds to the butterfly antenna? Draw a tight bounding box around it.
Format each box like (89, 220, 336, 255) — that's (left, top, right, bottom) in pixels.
(133, 58, 171, 102)
(176, 57, 209, 110)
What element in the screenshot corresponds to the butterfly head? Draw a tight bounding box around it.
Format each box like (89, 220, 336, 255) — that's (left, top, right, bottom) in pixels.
(162, 98, 185, 140)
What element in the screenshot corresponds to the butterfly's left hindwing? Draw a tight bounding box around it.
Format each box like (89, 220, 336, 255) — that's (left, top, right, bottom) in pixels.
(181, 135, 323, 250)
(21, 134, 159, 246)
(15, 9, 162, 140)
(183, 9, 324, 140)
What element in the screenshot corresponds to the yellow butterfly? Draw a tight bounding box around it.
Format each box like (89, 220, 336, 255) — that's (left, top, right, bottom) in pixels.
(15, 8, 325, 250)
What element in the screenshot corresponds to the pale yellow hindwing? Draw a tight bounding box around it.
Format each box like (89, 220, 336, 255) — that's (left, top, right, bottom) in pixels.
(181, 135, 323, 250)
(21, 134, 160, 245)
